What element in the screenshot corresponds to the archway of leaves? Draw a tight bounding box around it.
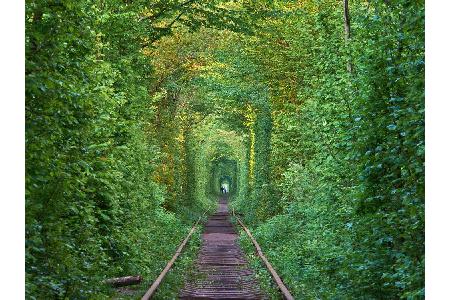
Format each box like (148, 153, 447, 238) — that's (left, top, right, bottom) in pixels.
(211, 159, 235, 195)
(142, 26, 273, 220)
(187, 116, 247, 208)
(26, 1, 424, 299)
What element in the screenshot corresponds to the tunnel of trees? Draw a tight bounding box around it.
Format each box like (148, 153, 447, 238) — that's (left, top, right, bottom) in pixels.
(26, 0, 424, 299)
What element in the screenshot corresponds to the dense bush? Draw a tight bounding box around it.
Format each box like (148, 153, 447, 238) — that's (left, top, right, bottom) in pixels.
(234, 0, 424, 298)
(25, 1, 210, 298)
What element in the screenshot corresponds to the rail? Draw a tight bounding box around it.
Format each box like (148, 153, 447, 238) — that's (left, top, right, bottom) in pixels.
(141, 214, 204, 300)
(233, 208, 295, 300)
(141, 206, 294, 299)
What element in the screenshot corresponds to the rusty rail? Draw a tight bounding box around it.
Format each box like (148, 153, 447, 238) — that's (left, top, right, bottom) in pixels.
(141, 215, 204, 300)
(233, 208, 295, 300)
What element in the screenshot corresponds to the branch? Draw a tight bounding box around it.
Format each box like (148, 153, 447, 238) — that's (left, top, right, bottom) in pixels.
(343, 0, 353, 73)
(139, 0, 196, 23)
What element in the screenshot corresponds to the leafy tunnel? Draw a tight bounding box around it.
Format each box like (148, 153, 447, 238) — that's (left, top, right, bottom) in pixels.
(25, 1, 424, 299)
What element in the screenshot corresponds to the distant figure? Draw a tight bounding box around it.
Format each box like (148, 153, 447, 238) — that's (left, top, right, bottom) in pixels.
(220, 187, 224, 194)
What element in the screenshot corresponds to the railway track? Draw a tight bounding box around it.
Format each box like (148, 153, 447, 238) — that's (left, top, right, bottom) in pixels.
(141, 195, 293, 299)
(179, 196, 264, 299)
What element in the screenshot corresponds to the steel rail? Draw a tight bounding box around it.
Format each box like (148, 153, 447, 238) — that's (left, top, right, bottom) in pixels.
(141, 215, 204, 300)
(233, 208, 295, 300)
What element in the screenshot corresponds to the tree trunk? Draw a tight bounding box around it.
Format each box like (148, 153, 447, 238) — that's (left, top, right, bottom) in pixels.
(343, 0, 353, 73)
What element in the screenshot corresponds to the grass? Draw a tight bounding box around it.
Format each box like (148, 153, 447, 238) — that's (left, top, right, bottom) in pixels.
(111, 227, 202, 300)
(231, 216, 283, 300)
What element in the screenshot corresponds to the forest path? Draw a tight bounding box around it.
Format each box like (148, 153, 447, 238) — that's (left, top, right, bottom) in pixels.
(179, 196, 264, 299)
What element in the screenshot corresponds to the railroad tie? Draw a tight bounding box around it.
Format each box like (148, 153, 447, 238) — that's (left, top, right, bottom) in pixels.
(180, 197, 265, 299)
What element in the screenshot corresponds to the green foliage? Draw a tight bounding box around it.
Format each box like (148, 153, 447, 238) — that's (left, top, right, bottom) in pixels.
(26, 0, 424, 298)
(347, 1, 425, 298)
(231, 0, 424, 299)
(25, 0, 209, 298)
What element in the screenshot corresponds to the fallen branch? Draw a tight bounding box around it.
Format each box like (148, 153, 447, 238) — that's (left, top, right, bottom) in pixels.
(104, 275, 143, 287)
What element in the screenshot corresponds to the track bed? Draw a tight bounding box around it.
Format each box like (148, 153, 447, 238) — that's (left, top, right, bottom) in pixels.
(179, 197, 264, 299)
